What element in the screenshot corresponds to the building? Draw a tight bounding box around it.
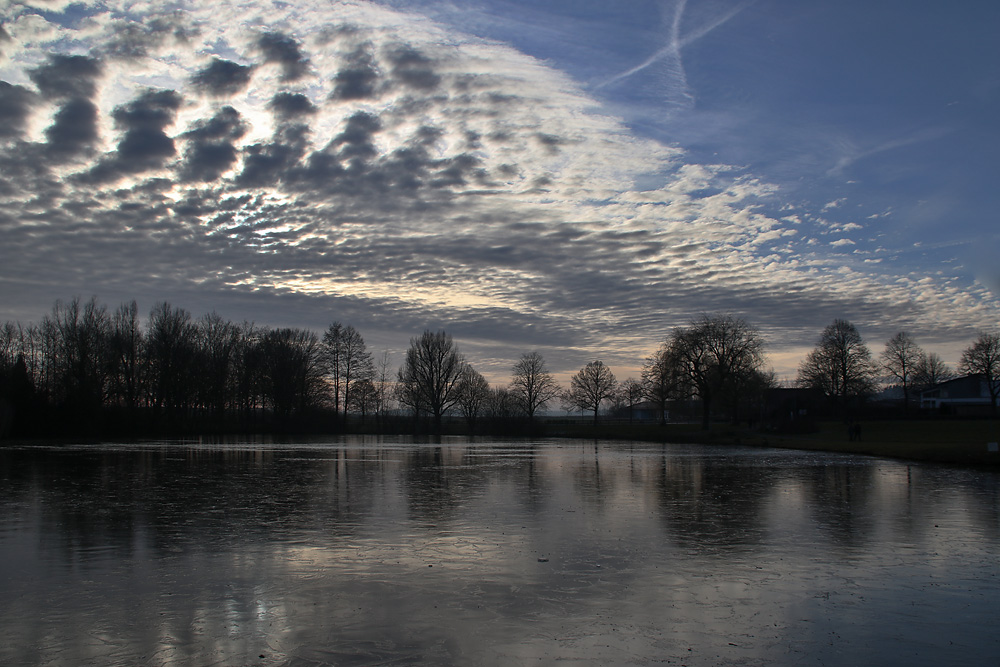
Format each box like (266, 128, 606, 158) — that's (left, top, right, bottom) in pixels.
(919, 374, 995, 415)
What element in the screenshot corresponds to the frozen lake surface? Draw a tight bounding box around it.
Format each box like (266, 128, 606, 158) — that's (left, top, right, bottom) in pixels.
(1, 436, 999, 666)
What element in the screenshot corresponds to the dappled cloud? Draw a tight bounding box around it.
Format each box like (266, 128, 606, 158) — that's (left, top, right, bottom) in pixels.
(1, 0, 998, 377)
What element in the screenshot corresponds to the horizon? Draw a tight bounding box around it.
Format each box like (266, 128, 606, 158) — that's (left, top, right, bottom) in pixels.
(2, 1, 998, 386)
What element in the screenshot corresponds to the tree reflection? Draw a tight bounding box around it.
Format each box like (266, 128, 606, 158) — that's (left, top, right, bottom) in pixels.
(655, 453, 777, 553)
(798, 463, 877, 548)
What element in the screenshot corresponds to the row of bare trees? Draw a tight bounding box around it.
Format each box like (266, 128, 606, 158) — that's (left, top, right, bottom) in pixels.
(796, 319, 1000, 415)
(393, 314, 773, 433)
(0, 297, 333, 435)
(3, 297, 998, 437)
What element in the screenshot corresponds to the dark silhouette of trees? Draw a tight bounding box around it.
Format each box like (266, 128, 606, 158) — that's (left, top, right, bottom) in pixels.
(509, 351, 560, 425)
(108, 301, 144, 412)
(670, 314, 766, 429)
(798, 319, 877, 415)
(372, 349, 394, 431)
(197, 312, 240, 420)
(455, 365, 490, 433)
(259, 327, 324, 422)
(912, 351, 953, 394)
(13, 295, 1000, 440)
(880, 332, 922, 413)
(642, 340, 686, 425)
(232, 321, 264, 425)
(348, 377, 378, 423)
(959, 332, 1000, 414)
(0, 296, 360, 436)
(44, 297, 111, 418)
(322, 322, 374, 423)
(564, 360, 617, 426)
(0, 322, 37, 437)
(615, 377, 644, 423)
(397, 330, 466, 434)
(484, 386, 519, 432)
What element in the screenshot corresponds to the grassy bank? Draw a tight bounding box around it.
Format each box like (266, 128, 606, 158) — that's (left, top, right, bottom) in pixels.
(547, 419, 1000, 466)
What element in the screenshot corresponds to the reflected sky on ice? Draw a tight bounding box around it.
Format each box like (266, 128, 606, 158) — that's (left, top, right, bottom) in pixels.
(1, 437, 999, 665)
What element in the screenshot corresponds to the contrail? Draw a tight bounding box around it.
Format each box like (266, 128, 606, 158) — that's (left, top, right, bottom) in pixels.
(596, 0, 754, 92)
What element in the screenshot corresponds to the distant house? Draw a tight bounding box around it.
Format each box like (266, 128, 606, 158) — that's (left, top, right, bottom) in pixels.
(920, 374, 994, 415)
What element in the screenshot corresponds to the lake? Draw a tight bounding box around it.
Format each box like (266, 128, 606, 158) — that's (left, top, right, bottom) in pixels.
(1, 437, 998, 666)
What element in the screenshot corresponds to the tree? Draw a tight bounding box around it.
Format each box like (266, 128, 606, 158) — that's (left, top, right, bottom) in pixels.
(455, 365, 490, 433)
(397, 330, 466, 434)
(959, 332, 1000, 414)
(509, 351, 560, 424)
(322, 322, 374, 422)
(197, 312, 239, 420)
(373, 349, 394, 430)
(617, 377, 644, 423)
(45, 296, 111, 414)
(108, 300, 144, 413)
(671, 314, 766, 429)
(641, 340, 686, 425)
(912, 351, 953, 393)
(797, 319, 877, 414)
(564, 360, 617, 426)
(348, 378, 378, 423)
(258, 327, 324, 422)
(232, 321, 264, 424)
(485, 387, 518, 428)
(880, 332, 922, 413)
(146, 302, 198, 419)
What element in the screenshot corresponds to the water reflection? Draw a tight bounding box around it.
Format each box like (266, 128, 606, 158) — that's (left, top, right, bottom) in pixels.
(1, 437, 999, 665)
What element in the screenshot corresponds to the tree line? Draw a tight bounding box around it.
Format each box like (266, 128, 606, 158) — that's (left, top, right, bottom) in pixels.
(1, 296, 998, 438)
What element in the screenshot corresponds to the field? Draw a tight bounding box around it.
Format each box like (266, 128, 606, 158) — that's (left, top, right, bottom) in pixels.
(548, 418, 1000, 466)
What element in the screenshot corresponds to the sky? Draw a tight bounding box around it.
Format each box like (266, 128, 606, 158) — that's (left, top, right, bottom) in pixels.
(1, 0, 998, 384)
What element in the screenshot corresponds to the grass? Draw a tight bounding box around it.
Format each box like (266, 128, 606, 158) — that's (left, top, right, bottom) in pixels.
(548, 419, 1000, 466)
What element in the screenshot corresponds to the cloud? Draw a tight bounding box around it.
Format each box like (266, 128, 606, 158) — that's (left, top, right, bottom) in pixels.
(98, 14, 197, 60)
(44, 98, 100, 157)
(0, 0, 997, 381)
(28, 54, 102, 100)
(0, 24, 11, 63)
(255, 31, 311, 81)
(330, 45, 381, 100)
(190, 58, 255, 96)
(268, 92, 317, 119)
(80, 88, 182, 183)
(0, 81, 37, 139)
(179, 106, 247, 182)
(384, 43, 440, 90)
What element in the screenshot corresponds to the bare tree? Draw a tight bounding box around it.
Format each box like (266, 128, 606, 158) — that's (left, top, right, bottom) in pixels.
(456, 365, 490, 433)
(671, 314, 766, 429)
(959, 332, 1000, 414)
(322, 322, 374, 421)
(373, 349, 394, 429)
(348, 378, 378, 424)
(108, 300, 144, 412)
(232, 321, 264, 424)
(564, 360, 617, 426)
(486, 386, 518, 422)
(45, 296, 112, 413)
(198, 312, 239, 419)
(509, 351, 560, 424)
(641, 341, 686, 425)
(797, 319, 877, 414)
(259, 327, 324, 422)
(397, 330, 466, 434)
(880, 332, 922, 413)
(912, 351, 954, 394)
(146, 302, 198, 418)
(616, 377, 644, 423)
